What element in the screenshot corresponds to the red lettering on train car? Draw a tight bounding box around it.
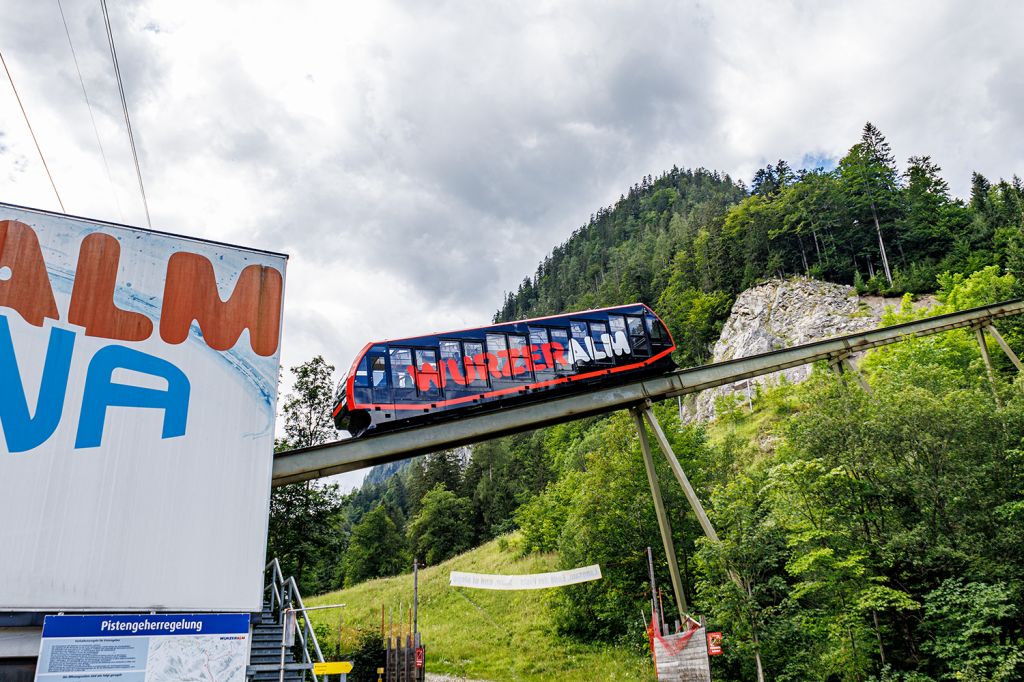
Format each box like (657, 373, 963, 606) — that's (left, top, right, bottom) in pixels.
(445, 358, 468, 385)
(550, 341, 569, 367)
(408, 363, 442, 392)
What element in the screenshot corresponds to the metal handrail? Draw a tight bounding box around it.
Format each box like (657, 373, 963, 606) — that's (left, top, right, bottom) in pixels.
(263, 559, 326, 681)
(287, 576, 327, 664)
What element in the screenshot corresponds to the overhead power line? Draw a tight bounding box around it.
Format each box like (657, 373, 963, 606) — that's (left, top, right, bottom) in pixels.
(57, 0, 124, 220)
(0, 49, 66, 212)
(100, 0, 151, 228)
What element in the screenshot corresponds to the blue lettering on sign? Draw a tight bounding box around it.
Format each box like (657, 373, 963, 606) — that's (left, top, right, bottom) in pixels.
(0, 313, 191, 453)
(0, 317, 75, 453)
(76, 345, 190, 448)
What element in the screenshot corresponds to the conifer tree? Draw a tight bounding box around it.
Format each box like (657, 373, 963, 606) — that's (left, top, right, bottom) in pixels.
(839, 122, 900, 285)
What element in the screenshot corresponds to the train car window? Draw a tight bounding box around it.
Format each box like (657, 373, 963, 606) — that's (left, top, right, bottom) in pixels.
(528, 327, 556, 379)
(627, 314, 650, 356)
(414, 349, 442, 395)
(507, 334, 532, 381)
(463, 340, 489, 388)
(440, 340, 460, 364)
(609, 315, 626, 337)
(588, 321, 614, 364)
(647, 317, 667, 343)
(390, 348, 414, 389)
(371, 355, 387, 387)
(353, 356, 370, 387)
(486, 333, 509, 378)
(570, 321, 590, 367)
(548, 328, 573, 371)
(439, 340, 461, 386)
(608, 315, 633, 360)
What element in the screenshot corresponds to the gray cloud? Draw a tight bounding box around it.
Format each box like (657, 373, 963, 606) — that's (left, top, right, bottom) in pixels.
(2, 1, 1024, 466)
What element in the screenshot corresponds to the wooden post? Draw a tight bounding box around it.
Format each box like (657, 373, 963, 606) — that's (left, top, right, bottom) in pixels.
(631, 407, 688, 619)
(646, 546, 660, 633)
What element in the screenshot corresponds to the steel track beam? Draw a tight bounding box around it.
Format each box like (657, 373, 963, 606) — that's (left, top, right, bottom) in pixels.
(273, 298, 1024, 486)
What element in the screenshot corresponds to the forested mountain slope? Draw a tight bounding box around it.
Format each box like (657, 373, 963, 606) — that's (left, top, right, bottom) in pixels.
(272, 122, 1024, 681)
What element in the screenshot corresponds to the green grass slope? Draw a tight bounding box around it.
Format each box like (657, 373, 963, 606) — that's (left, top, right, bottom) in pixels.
(306, 534, 652, 681)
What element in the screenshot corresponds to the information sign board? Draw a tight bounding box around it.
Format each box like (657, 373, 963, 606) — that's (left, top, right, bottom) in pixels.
(35, 614, 249, 681)
(707, 631, 723, 655)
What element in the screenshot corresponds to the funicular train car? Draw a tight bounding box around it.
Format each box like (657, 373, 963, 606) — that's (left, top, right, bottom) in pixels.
(333, 304, 676, 436)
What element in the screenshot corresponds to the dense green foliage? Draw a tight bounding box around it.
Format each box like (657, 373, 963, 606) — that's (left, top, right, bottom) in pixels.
(343, 505, 407, 587)
(269, 123, 1024, 678)
(497, 123, 1024, 365)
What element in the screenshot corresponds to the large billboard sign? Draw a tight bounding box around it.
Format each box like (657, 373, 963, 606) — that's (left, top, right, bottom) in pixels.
(0, 204, 287, 611)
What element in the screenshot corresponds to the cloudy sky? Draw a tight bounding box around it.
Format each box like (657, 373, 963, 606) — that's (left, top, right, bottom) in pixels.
(2, 0, 1022, 487)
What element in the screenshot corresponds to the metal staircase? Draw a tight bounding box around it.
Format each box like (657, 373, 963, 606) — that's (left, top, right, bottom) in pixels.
(248, 559, 326, 682)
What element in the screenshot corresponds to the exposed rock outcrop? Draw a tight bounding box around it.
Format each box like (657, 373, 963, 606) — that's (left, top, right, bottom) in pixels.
(682, 278, 924, 422)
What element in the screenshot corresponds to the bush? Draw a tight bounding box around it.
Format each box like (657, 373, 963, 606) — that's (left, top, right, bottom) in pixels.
(342, 628, 386, 682)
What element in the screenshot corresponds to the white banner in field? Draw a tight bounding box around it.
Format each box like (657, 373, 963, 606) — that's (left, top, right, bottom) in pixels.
(449, 565, 602, 590)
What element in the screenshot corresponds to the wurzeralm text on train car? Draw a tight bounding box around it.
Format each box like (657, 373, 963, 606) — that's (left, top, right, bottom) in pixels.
(333, 304, 676, 436)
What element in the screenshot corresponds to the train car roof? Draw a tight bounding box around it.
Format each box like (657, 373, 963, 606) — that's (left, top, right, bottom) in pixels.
(371, 303, 659, 346)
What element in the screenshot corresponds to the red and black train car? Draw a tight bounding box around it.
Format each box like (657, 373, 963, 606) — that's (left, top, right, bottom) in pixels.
(332, 303, 676, 436)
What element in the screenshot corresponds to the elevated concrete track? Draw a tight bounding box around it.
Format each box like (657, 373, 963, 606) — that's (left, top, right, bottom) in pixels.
(273, 298, 1024, 486)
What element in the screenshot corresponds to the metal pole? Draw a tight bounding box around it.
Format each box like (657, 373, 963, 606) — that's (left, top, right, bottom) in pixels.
(279, 607, 290, 682)
(641, 405, 719, 543)
(832, 355, 872, 394)
(976, 327, 1002, 405)
(413, 561, 419, 636)
(632, 407, 688, 619)
(645, 546, 659, 632)
(985, 324, 1024, 372)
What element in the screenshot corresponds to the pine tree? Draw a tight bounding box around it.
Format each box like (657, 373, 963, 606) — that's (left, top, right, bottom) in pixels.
(839, 122, 901, 286)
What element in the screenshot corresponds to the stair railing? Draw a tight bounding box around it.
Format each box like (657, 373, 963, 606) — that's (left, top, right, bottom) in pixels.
(264, 559, 326, 681)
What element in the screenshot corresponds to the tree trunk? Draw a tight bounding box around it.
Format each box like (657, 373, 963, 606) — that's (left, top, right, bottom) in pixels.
(871, 202, 893, 285)
(751, 626, 767, 682)
(873, 609, 886, 667)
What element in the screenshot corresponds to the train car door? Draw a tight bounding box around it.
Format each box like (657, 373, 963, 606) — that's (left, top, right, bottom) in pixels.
(389, 347, 417, 405)
(367, 346, 390, 406)
(413, 348, 443, 405)
(440, 339, 488, 402)
(528, 327, 559, 384)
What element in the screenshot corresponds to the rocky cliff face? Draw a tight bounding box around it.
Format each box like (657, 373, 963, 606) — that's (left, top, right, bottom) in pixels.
(681, 278, 920, 422)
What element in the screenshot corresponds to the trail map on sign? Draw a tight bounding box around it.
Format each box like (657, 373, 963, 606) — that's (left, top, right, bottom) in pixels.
(145, 635, 248, 682)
